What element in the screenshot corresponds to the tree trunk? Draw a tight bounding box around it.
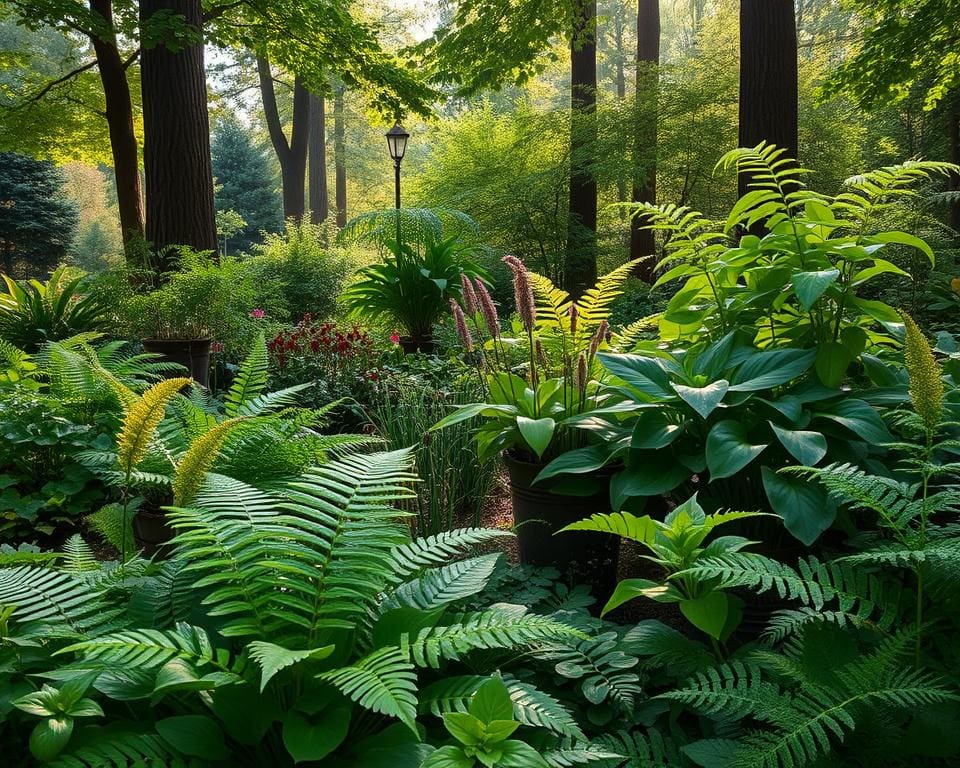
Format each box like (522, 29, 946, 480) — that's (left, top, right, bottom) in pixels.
(88, 0, 144, 258)
(631, 0, 660, 281)
(738, 0, 798, 197)
(139, 0, 217, 265)
(564, 0, 598, 299)
(309, 91, 329, 225)
(257, 58, 310, 222)
(334, 84, 347, 228)
(949, 109, 960, 234)
(612, 10, 628, 216)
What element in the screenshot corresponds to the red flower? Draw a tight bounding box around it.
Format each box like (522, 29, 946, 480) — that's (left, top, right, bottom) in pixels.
(250, 308, 266, 319)
(390, 331, 401, 345)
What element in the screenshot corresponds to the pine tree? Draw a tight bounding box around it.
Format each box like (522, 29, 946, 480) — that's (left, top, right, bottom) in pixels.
(211, 116, 283, 253)
(0, 152, 79, 277)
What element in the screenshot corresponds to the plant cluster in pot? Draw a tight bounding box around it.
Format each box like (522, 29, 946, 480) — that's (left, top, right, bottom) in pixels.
(341, 235, 485, 354)
(123, 249, 240, 388)
(432, 255, 647, 599)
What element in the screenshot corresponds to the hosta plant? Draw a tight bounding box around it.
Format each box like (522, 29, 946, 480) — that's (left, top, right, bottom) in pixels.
(631, 144, 956, 386)
(539, 330, 896, 544)
(0, 450, 586, 765)
(433, 255, 646, 488)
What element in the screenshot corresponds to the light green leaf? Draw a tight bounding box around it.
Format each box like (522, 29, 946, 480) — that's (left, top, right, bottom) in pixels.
(444, 711, 486, 746)
(470, 677, 513, 724)
(679, 591, 734, 641)
(868, 230, 934, 264)
(156, 715, 230, 760)
(30, 717, 73, 762)
(422, 745, 474, 768)
(792, 269, 839, 310)
(516, 416, 556, 459)
(672, 380, 729, 419)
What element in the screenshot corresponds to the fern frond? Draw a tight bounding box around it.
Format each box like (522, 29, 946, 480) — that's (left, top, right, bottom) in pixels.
(116, 378, 191, 474)
(403, 605, 583, 668)
(224, 334, 269, 417)
(381, 553, 502, 612)
(318, 646, 418, 731)
(594, 729, 685, 767)
(529, 271, 573, 329)
(0, 565, 109, 635)
(58, 622, 223, 670)
(171, 417, 249, 506)
(47, 725, 179, 768)
(577, 257, 648, 328)
(836, 160, 956, 230)
(60, 535, 99, 574)
(388, 528, 514, 578)
(610, 315, 660, 353)
(85, 504, 134, 556)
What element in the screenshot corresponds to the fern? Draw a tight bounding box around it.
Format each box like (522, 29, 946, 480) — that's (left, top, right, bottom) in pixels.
(60, 536, 99, 574)
(85, 504, 134, 557)
(576, 257, 647, 328)
(541, 630, 642, 713)
(318, 646, 419, 731)
(403, 606, 584, 668)
(0, 565, 108, 635)
(58, 622, 226, 670)
(388, 528, 514, 578)
(116, 378, 191, 475)
(47, 725, 182, 768)
(595, 729, 685, 767)
(171, 416, 248, 506)
(380, 553, 502, 612)
(223, 334, 269, 417)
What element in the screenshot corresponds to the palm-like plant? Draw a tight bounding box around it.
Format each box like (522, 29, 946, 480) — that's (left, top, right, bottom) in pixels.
(0, 268, 111, 352)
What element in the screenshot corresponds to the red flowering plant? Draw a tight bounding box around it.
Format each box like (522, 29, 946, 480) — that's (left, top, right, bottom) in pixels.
(431, 256, 647, 487)
(266, 315, 382, 411)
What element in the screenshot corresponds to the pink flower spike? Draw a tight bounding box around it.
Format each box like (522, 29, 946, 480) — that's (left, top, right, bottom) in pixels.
(250, 308, 266, 319)
(461, 273, 478, 314)
(390, 331, 401, 345)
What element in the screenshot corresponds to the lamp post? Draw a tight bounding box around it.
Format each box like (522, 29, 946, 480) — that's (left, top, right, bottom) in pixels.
(386, 122, 409, 210)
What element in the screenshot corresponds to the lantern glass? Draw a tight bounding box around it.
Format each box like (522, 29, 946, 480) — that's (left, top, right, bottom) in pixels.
(386, 123, 409, 161)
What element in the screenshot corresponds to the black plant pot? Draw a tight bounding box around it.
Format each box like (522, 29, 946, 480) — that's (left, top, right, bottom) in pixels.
(133, 507, 174, 558)
(399, 336, 435, 355)
(504, 453, 620, 601)
(142, 338, 211, 388)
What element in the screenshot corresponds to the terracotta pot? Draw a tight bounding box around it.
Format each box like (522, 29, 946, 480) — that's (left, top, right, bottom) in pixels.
(399, 336, 436, 355)
(503, 453, 620, 601)
(142, 338, 211, 388)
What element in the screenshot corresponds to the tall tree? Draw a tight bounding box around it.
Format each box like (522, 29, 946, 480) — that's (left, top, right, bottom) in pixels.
(309, 90, 329, 224)
(88, 0, 144, 251)
(630, 0, 659, 279)
(738, 0, 798, 196)
(257, 58, 310, 222)
(334, 83, 347, 228)
(566, 0, 598, 297)
(211, 116, 283, 252)
(0, 152, 78, 277)
(140, 0, 217, 259)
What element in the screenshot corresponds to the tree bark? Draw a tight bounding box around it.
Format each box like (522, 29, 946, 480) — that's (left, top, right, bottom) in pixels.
(139, 0, 217, 265)
(308, 91, 329, 225)
(334, 84, 347, 228)
(738, 0, 798, 197)
(631, 0, 659, 281)
(564, 0, 598, 299)
(257, 58, 310, 222)
(949, 109, 960, 234)
(88, 0, 144, 258)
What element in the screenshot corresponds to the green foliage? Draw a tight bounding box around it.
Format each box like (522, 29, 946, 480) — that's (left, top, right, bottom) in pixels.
(342, 232, 484, 341)
(0, 151, 78, 277)
(211, 115, 283, 253)
(0, 267, 109, 352)
(631, 145, 955, 374)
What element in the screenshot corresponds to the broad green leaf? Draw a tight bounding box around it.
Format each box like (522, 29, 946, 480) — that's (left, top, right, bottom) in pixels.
(679, 591, 732, 640)
(422, 745, 476, 768)
(868, 230, 935, 264)
(602, 578, 683, 616)
(499, 740, 551, 768)
(792, 269, 839, 310)
(470, 677, 513, 724)
(444, 712, 486, 746)
(672, 380, 729, 419)
(631, 410, 683, 449)
(156, 715, 230, 760)
(610, 453, 690, 508)
(814, 398, 891, 444)
(516, 416, 556, 459)
(762, 467, 836, 545)
(282, 704, 351, 763)
(839, 326, 868, 358)
(728, 349, 815, 392)
(814, 342, 852, 388)
(30, 717, 73, 762)
(769, 424, 827, 465)
(598, 353, 673, 399)
(535, 444, 621, 482)
(705, 421, 767, 481)
(484, 719, 521, 742)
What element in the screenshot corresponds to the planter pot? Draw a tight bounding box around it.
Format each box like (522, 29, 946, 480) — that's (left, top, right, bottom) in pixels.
(399, 336, 435, 355)
(142, 338, 211, 388)
(133, 507, 174, 558)
(503, 453, 620, 601)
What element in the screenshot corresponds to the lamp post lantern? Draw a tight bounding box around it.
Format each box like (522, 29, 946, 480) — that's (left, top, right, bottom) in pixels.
(386, 122, 409, 210)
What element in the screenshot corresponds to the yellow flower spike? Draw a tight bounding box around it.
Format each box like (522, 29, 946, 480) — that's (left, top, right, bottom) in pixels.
(116, 377, 192, 475)
(902, 313, 944, 435)
(172, 417, 248, 507)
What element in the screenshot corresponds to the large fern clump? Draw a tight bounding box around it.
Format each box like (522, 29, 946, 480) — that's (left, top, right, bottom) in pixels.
(0, 448, 595, 765)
